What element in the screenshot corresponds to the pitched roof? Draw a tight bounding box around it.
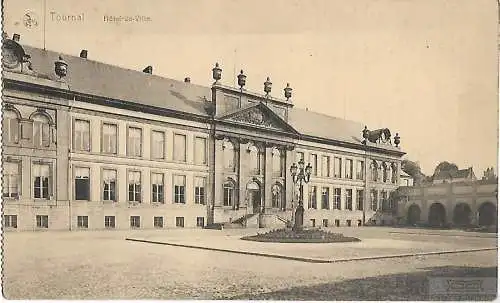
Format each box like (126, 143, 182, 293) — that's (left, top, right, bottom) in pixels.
(11, 43, 402, 153)
(434, 167, 475, 180)
(23, 45, 212, 117)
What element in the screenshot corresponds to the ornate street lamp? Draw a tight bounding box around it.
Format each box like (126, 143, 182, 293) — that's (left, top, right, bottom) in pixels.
(290, 158, 312, 230)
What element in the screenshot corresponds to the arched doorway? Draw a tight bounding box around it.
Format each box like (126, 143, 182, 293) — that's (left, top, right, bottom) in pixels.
(477, 202, 497, 226)
(428, 203, 446, 227)
(407, 204, 421, 225)
(453, 203, 472, 226)
(246, 181, 262, 214)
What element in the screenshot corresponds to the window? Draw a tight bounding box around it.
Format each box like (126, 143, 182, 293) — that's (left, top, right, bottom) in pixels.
(102, 123, 117, 154)
(173, 134, 186, 162)
(371, 190, 378, 211)
(345, 159, 353, 179)
(176, 217, 185, 227)
(358, 220, 362, 227)
(347, 219, 352, 227)
(321, 187, 329, 209)
(345, 189, 353, 210)
(77, 216, 88, 228)
(296, 151, 304, 162)
(333, 188, 341, 210)
(128, 171, 141, 202)
(194, 177, 206, 205)
(103, 169, 117, 202)
(194, 137, 207, 164)
(151, 173, 164, 203)
(4, 215, 17, 228)
(74, 167, 90, 201)
(2, 110, 19, 144)
(381, 190, 387, 211)
(130, 216, 140, 228)
(356, 161, 365, 180)
(272, 148, 282, 177)
(127, 127, 142, 157)
(271, 184, 282, 209)
(310, 219, 316, 227)
(151, 131, 165, 159)
(36, 215, 49, 228)
(3, 162, 20, 198)
(334, 157, 342, 178)
(335, 219, 340, 227)
(357, 190, 364, 211)
(74, 119, 90, 151)
(223, 181, 235, 207)
(196, 217, 205, 227)
(104, 216, 115, 228)
(321, 156, 330, 177)
(322, 219, 328, 227)
(33, 114, 51, 147)
(371, 161, 378, 182)
(173, 175, 186, 204)
(391, 163, 398, 184)
(33, 163, 50, 199)
(223, 140, 235, 171)
(308, 185, 317, 209)
(310, 154, 318, 176)
(248, 145, 261, 175)
(154, 216, 163, 228)
(383, 163, 389, 182)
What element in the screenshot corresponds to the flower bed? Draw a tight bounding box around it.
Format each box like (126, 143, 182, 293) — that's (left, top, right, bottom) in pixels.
(241, 228, 361, 243)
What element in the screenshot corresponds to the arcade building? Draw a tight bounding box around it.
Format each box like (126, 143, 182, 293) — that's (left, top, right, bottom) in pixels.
(2, 34, 405, 231)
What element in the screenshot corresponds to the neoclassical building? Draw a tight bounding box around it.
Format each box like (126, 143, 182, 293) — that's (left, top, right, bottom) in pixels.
(2, 34, 405, 231)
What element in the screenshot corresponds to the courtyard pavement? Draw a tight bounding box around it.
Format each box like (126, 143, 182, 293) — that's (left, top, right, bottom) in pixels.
(126, 227, 497, 262)
(2, 227, 498, 300)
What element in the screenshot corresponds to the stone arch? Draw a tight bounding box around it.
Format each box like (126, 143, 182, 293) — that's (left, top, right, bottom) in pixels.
(477, 202, 497, 226)
(246, 179, 263, 213)
(407, 204, 421, 225)
(453, 203, 472, 227)
(428, 202, 446, 227)
(29, 109, 54, 125)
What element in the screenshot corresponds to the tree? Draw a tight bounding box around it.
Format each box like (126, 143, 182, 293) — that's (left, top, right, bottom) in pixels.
(433, 161, 459, 176)
(401, 159, 426, 185)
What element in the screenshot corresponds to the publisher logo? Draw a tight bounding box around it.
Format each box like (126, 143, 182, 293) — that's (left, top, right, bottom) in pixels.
(23, 11, 39, 29)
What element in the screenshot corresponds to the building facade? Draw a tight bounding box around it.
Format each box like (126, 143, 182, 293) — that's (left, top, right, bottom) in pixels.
(397, 179, 497, 227)
(2, 35, 405, 231)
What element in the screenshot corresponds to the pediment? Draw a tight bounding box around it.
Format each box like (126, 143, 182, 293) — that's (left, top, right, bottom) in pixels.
(220, 103, 297, 134)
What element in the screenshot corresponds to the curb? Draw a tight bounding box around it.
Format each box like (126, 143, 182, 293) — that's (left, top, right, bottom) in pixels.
(388, 231, 498, 238)
(125, 238, 497, 264)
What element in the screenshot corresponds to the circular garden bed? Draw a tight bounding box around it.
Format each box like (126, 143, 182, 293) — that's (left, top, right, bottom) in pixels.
(241, 228, 361, 243)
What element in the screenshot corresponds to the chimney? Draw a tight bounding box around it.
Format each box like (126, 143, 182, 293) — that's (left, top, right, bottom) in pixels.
(143, 66, 153, 74)
(79, 50, 88, 59)
(12, 33, 20, 42)
(184, 77, 191, 83)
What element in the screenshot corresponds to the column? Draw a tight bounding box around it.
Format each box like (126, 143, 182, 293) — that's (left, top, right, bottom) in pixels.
(264, 145, 273, 210)
(285, 148, 295, 210)
(213, 138, 224, 207)
(238, 141, 247, 209)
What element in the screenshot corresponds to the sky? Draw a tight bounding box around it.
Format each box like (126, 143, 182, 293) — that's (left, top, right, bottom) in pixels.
(3, 0, 498, 176)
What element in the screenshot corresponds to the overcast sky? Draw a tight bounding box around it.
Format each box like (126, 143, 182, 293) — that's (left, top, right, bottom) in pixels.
(4, 0, 498, 176)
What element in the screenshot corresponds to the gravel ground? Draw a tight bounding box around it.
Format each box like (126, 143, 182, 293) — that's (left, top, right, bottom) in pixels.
(2, 228, 498, 300)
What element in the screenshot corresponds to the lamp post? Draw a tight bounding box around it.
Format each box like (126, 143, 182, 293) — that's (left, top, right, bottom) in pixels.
(290, 158, 312, 230)
(362, 126, 370, 226)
